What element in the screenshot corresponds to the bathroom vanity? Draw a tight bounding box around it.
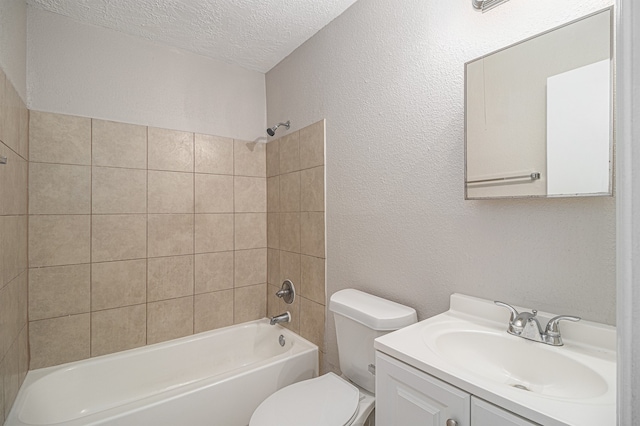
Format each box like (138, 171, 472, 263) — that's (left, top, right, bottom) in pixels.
(373, 294, 616, 426)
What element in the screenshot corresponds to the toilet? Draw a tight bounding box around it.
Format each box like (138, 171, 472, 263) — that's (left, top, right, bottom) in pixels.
(250, 289, 417, 426)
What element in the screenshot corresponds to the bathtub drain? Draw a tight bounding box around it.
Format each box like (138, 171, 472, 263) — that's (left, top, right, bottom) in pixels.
(279, 335, 286, 347)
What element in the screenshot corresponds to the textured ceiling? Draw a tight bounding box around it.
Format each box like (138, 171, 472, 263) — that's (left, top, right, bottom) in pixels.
(27, 0, 359, 72)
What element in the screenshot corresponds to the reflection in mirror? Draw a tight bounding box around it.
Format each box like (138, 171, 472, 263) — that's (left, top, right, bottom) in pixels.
(464, 8, 613, 199)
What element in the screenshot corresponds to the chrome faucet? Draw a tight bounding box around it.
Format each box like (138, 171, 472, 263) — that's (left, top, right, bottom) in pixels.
(269, 311, 291, 326)
(494, 301, 580, 346)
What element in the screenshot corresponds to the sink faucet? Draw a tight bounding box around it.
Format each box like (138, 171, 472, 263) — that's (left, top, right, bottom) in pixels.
(494, 301, 580, 346)
(269, 311, 291, 325)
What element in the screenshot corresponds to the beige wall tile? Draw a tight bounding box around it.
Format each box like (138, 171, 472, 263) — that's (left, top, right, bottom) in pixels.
(29, 111, 91, 165)
(148, 214, 194, 257)
(266, 139, 280, 178)
(267, 249, 280, 286)
(17, 325, 28, 392)
(148, 170, 194, 213)
(91, 305, 146, 357)
(0, 216, 3, 289)
(267, 213, 280, 250)
(279, 172, 300, 212)
(234, 284, 266, 324)
(300, 166, 324, 212)
(300, 297, 325, 351)
(147, 296, 193, 344)
(195, 134, 233, 175)
(29, 215, 90, 267)
(147, 255, 194, 302)
(195, 174, 233, 213)
(29, 264, 90, 321)
(3, 215, 27, 284)
(0, 286, 9, 357)
(1, 147, 28, 215)
(0, 272, 27, 357)
(235, 248, 267, 287)
(0, 143, 9, 216)
(299, 120, 325, 169)
(195, 214, 234, 253)
(194, 290, 234, 333)
(17, 271, 28, 338)
(267, 176, 279, 213)
(3, 337, 20, 414)
(301, 255, 326, 305)
(92, 119, 147, 169)
(280, 251, 301, 290)
(235, 213, 267, 250)
(301, 212, 325, 258)
(92, 167, 147, 214)
(148, 127, 193, 172)
(92, 259, 147, 311)
(234, 177, 266, 213)
(29, 163, 91, 214)
(234, 139, 265, 177)
(92, 214, 146, 262)
(279, 132, 300, 174)
(279, 213, 300, 253)
(29, 314, 90, 369)
(195, 251, 234, 293)
(267, 284, 280, 319)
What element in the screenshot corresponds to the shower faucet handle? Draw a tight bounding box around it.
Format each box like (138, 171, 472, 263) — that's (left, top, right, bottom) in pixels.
(276, 280, 296, 304)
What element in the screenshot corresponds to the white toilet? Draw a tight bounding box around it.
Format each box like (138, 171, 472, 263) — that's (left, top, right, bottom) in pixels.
(250, 289, 417, 426)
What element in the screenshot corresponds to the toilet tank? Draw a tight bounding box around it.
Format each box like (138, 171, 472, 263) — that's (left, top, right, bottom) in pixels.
(329, 289, 417, 393)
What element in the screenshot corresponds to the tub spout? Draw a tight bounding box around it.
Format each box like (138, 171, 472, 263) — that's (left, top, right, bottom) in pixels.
(270, 312, 291, 325)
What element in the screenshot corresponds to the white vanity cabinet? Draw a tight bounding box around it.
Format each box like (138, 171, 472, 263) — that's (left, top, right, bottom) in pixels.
(376, 352, 539, 426)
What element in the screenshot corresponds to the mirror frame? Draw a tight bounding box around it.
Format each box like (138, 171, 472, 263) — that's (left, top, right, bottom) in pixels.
(464, 7, 615, 200)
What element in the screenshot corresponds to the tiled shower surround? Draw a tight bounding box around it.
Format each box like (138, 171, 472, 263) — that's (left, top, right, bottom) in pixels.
(27, 112, 326, 372)
(0, 68, 29, 422)
(265, 120, 326, 366)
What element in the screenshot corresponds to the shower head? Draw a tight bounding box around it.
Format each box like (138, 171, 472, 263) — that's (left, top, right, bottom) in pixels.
(267, 121, 290, 137)
(472, 0, 510, 12)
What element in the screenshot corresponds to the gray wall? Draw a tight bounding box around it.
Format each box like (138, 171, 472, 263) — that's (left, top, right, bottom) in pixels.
(266, 0, 615, 369)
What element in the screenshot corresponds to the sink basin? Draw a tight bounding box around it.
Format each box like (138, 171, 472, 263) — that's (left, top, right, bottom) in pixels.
(374, 294, 616, 426)
(426, 329, 608, 399)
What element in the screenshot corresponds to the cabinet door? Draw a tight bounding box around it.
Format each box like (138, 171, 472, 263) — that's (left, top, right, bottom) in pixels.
(471, 397, 540, 426)
(376, 352, 470, 426)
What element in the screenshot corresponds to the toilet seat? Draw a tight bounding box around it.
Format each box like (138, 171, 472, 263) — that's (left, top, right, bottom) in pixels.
(249, 373, 361, 426)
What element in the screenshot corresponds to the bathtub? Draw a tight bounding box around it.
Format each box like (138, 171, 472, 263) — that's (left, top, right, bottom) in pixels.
(6, 320, 318, 426)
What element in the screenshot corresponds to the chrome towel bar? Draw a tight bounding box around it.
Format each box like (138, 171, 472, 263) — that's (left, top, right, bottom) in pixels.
(466, 172, 540, 184)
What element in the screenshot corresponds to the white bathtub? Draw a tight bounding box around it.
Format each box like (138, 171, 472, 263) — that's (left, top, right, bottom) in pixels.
(6, 320, 318, 426)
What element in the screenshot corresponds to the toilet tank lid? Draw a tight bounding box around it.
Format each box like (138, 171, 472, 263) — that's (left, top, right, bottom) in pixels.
(329, 289, 417, 331)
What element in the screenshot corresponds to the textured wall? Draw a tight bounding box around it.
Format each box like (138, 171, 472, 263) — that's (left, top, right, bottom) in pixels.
(0, 0, 26, 101)
(266, 0, 615, 370)
(28, 111, 267, 369)
(27, 7, 266, 142)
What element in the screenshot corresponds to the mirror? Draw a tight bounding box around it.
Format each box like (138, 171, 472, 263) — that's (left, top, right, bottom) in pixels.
(464, 8, 613, 199)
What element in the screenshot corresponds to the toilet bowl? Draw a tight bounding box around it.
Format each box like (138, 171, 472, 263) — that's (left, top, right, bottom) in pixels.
(249, 289, 417, 426)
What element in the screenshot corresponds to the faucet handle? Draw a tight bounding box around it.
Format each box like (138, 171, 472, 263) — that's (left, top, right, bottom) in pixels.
(545, 315, 581, 335)
(494, 301, 519, 322)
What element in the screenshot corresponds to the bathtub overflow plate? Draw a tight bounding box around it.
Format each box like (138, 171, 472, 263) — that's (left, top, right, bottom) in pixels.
(279, 335, 286, 347)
